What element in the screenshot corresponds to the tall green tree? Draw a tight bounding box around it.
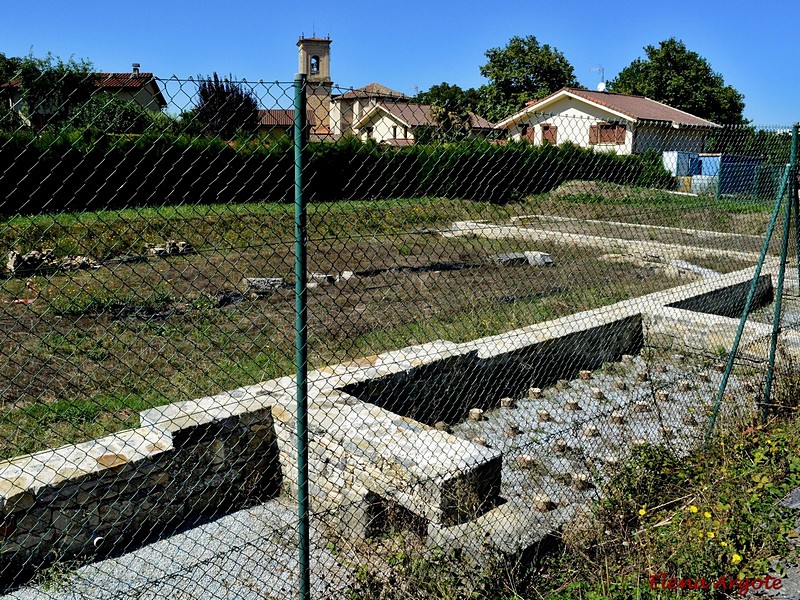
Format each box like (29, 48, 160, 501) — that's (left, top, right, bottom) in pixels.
(609, 38, 745, 124)
(190, 73, 258, 139)
(0, 54, 21, 129)
(414, 82, 480, 112)
(477, 35, 579, 122)
(0, 53, 22, 82)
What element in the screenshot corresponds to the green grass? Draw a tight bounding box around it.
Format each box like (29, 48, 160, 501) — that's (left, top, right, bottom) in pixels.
(0, 197, 522, 259)
(0, 393, 161, 459)
(1, 185, 773, 259)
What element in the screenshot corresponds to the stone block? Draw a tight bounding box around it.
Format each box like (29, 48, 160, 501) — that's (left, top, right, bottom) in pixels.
(500, 397, 516, 409)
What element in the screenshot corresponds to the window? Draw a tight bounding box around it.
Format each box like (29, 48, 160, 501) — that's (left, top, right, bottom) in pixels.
(365, 126, 374, 139)
(310, 56, 320, 75)
(541, 124, 557, 145)
(589, 122, 626, 145)
(392, 125, 397, 139)
(403, 126, 408, 138)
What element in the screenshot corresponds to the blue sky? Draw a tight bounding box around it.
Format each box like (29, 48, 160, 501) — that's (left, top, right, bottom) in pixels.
(3, 0, 798, 124)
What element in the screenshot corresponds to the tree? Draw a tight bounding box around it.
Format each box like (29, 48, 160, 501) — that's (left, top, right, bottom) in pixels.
(0, 54, 20, 129)
(0, 53, 22, 83)
(70, 94, 153, 134)
(9, 52, 94, 128)
(476, 35, 579, 122)
(191, 73, 258, 139)
(414, 82, 479, 140)
(414, 82, 480, 112)
(609, 38, 745, 124)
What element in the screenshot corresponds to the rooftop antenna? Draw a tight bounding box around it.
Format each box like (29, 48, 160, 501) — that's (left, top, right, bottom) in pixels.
(312, 21, 316, 37)
(592, 65, 606, 91)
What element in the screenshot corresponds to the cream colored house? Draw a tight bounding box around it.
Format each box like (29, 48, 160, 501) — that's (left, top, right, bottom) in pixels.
(495, 88, 719, 155)
(352, 99, 493, 145)
(329, 82, 409, 139)
(91, 68, 167, 112)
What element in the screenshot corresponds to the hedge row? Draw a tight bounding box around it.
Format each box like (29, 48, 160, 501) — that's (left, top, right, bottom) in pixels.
(0, 131, 673, 216)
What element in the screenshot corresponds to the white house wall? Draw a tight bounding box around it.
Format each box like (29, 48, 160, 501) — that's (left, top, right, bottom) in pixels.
(357, 110, 412, 143)
(106, 86, 164, 112)
(505, 96, 711, 156)
(332, 97, 384, 138)
(329, 101, 343, 135)
(506, 96, 633, 155)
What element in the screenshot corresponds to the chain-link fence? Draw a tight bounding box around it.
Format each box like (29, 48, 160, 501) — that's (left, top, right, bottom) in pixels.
(1, 66, 799, 598)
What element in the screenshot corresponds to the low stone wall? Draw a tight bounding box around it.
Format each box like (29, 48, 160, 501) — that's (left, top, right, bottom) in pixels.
(0, 403, 280, 587)
(667, 273, 773, 318)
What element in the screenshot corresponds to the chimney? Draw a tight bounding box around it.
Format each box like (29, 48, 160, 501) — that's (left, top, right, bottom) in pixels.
(132, 63, 141, 77)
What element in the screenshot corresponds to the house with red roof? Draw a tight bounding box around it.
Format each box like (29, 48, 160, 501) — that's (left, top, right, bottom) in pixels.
(352, 99, 493, 145)
(91, 67, 167, 112)
(495, 87, 720, 155)
(2, 64, 166, 128)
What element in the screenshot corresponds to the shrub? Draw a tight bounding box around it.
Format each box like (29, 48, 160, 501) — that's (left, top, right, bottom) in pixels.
(0, 132, 674, 216)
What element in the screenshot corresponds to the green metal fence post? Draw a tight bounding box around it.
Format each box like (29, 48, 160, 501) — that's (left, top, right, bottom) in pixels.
(763, 125, 799, 420)
(705, 163, 791, 443)
(293, 72, 310, 600)
(790, 125, 800, 290)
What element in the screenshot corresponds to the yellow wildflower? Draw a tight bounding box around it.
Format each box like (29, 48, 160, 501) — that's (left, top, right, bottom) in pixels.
(689, 505, 698, 513)
(720, 541, 728, 547)
(704, 511, 712, 519)
(732, 553, 742, 564)
(639, 507, 646, 516)
(707, 532, 715, 539)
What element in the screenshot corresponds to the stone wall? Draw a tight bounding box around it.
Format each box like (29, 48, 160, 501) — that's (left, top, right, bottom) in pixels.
(0, 405, 280, 588)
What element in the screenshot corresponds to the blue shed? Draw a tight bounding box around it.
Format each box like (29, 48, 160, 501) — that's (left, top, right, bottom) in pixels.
(662, 151, 700, 177)
(698, 154, 763, 195)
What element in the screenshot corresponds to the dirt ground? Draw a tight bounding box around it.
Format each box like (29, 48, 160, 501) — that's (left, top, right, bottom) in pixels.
(0, 230, 718, 458)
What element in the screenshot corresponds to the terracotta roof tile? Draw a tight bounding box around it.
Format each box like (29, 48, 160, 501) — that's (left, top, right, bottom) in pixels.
(378, 102, 434, 126)
(363, 101, 493, 130)
(257, 109, 317, 127)
(565, 88, 718, 127)
(93, 73, 157, 89)
(499, 87, 718, 128)
(335, 82, 408, 100)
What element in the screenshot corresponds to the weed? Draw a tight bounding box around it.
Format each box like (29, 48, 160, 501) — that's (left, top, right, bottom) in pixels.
(31, 559, 79, 592)
(534, 418, 800, 599)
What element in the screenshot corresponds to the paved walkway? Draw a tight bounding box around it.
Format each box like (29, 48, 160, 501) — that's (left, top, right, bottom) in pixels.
(3, 498, 351, 600)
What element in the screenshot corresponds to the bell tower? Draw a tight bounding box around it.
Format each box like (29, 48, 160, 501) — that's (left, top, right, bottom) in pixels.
(297, 36, 332, 135)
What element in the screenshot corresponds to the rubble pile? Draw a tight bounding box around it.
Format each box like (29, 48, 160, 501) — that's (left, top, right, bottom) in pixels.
(6, 250, 100, 276)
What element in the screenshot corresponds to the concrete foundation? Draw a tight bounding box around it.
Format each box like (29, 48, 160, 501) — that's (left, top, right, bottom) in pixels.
(0, 251, 787, 582)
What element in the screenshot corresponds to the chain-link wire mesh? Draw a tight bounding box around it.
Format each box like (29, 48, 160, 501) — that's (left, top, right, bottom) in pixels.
(1, 64, 798, 598)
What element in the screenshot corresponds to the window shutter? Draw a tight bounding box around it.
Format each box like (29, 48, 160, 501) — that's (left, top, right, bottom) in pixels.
(589, 124, 599, 144)
(615, 124, 626, 144)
